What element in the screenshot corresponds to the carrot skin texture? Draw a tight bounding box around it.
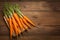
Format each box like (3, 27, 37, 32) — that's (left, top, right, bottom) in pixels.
(12, 16, 18, 36)
(22, 17, 32, 29)
(20, 18, 29, 31)
(9, 18, 13, 39)
(23, 16, 35, 27)
(13, 12, 25, 32)
(6, 17, 16, 36)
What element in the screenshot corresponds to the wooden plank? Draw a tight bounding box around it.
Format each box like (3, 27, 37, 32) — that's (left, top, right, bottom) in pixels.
(22, 11, 60, 25)
(0, 2, 60, 11)
(0, 0, 60, 2)
(0, 35, 60, 40)
(0, 36, 9, 40)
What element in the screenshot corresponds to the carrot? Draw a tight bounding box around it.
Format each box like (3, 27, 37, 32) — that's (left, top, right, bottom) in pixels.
(13, 4, 35, 27)
(13, 12, 25, 32)
(15, 21, 21, 34)
(3, 9, 16, 37)
(13, 7, 32, 29)
(9, 18, 13, 39)
(17, 26, 21, 34)
(22, 17, 32, 29)
(20, 18, 29, 31)
(12, 15, 22, 35)
(7, 6, 22, 35)
(23, 16, 35, 27)
(7, 14, 18, 36)
(6, 7, 20, 36)
(12, 16, 18, 36)
(13, 5, 35, 27)
(5, 17, 16, 36)
(4, 16, 13, 39)
(6, 17, 9, 21)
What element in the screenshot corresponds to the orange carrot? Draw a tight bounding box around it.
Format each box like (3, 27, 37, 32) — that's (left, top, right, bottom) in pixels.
(12, 16, 18, 36)
(17, 26, 21, 34)
(13, 12, 25, 32)
(6, 17, 16, 36)
(9, 18, 13, 39)
(16, 22, 21, 34)
(22, 17, 32, 29)
(6, 18, 9, 21)
(23, 16, 35, 27)
(12, 15, 22, 35)
(20, 18, 29, 31)
(4, 16, 16, 37)
(6, 17, 19, 35)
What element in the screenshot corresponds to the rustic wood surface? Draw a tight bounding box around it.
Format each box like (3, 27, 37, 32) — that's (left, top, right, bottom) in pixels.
(0, 1, 60, 40)
(0, 0, 60, 2)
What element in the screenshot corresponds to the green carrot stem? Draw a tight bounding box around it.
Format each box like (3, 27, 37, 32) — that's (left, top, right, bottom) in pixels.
(13, 6, 23, 18)
(8, 4, 14, 13)
(14, 4, 23, 14)
(4, 3, 13, 18)
(6, 8, 13, 18)
(3, 10, 9, 18)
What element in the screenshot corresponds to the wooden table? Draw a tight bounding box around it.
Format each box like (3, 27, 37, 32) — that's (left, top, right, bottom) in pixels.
(0, 1, 60, 40)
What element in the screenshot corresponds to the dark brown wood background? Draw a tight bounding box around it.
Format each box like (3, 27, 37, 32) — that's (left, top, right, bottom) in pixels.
(0, 0, 60, 40)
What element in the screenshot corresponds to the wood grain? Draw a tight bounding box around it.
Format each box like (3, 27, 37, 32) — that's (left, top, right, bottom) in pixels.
(0, 1, 60, 40)
(0, 0, 60, 2)
(0, 11, 60, 35)
(0, 2, 60, 11)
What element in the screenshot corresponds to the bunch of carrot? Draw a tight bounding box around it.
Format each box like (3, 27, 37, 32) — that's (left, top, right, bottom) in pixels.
(3, 3, 36, 39)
